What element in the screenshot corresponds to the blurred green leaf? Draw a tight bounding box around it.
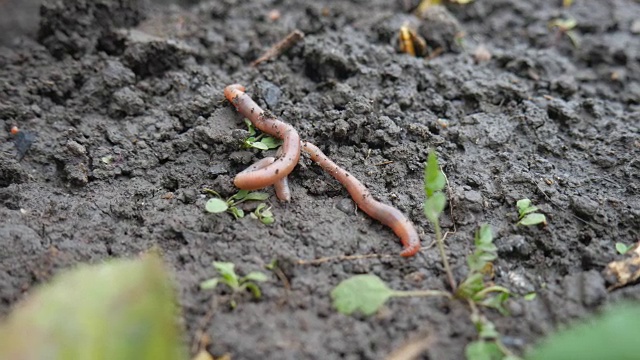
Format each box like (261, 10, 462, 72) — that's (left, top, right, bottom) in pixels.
(528, 303, 640, 360)
(213, 262, 239, 288)
(0, 253, 185, 360)
(242, 272, 269, 283)
(199, 278, 219, 290)
(331, 275, 394, 316)
(466, 340, 503, 360)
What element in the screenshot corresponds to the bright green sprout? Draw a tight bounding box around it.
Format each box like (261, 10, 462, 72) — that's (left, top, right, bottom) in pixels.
(203, 188, 271, 222)
(243, 119, 283, 150)
(615, 242, 632, 255)
(516, 199, 547, 226)
(249, 203, 275, 225)
(200, 261, 269, 309)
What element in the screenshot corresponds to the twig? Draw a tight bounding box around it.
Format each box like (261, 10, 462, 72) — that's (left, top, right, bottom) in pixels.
(374, 160, 394, 166)
(297, 253, 393, 265)
(251, 29, 305, 66)
(385, 331, 435, 360)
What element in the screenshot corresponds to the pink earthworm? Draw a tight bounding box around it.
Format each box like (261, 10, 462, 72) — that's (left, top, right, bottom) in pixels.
(301, 141, 421, 257)
(237, 156, 291, 201)
(224, 84, 300, 192)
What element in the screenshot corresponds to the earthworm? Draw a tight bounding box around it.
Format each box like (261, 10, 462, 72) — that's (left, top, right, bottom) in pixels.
(224, 84, 301, 192)
(301, 141, 421, 257)
(238, 156, 291, 201)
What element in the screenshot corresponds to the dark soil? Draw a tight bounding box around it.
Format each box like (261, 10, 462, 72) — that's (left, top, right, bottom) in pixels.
(1, 0, 639, 359)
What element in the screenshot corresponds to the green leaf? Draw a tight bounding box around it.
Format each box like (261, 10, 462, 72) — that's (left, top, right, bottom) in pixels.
(242, 272, 269, 283)
(0, 253, 186, 360)
(331, 275, 394, 316)
(260, 216, 275, 225)
(615, 242, 630, 255)
(243, 283, 262, 299)
(229, 207, 244, 219)
(247, 141, 269, 150)
(465, 340, 503, 360)
(213, 262, 239, 288)
(519, 205, 539, 218)
(516, 199, 531, 213)
(518, 213, 546, 226)
(205, 198, 229, 213)
(456, 273, 485, 299)
(244, 118, 256, 136)
(232, 189, 250, 201)
(199, 278, 219, 290)
(424, 151, 446, 197)
(424, 192, 446, 223)
(259, 137, 283, 149)
(475, 224, 493, 246)
(480, 292, 510, 316)
(528, 303, 640, 360)
(524, 292, 537, 301)
(243, 192, 270, 201)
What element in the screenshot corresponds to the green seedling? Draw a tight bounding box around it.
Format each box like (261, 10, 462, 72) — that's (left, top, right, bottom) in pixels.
(516, 199, 547, 226)
(331, 275, 450, 316)
(549, 17, 580, 48)
(456, 224, 511, 315)
(243, 119, 283, 150)
(524, 292, 537, 301)
(200, 261, 269, 309)
(203, 188, 271, 221)
(424, 150, 456, 290)
(615, 242, 632, 255)
(249, 203, 275, 225)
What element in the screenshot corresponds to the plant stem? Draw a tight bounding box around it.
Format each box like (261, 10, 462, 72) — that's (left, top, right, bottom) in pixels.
(435, 220, 457, 292)
(392, 289, 452, 299)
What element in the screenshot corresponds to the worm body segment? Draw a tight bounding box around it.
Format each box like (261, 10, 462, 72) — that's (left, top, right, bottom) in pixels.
(301, 141, 421, 257)
(224, 84, 301, 192)
(237, 156, 291, 201)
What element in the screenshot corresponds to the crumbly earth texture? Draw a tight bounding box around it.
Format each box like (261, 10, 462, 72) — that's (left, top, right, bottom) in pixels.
(1, 0, 639, 359)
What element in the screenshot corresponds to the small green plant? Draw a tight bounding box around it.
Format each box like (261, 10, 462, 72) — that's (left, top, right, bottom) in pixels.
(456, 224, 511, 315)
(424, 150, 456, 290)
(615, 242, 632, 255)
(516, 199, 547, 226)
(330, 275, 450, 316)
(549, 17, 580, 48)
(249, 203, 275, 225)
(200, 261, 269, 309)
(243, 119, 283, 150)
(203, 188, 271, 222)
